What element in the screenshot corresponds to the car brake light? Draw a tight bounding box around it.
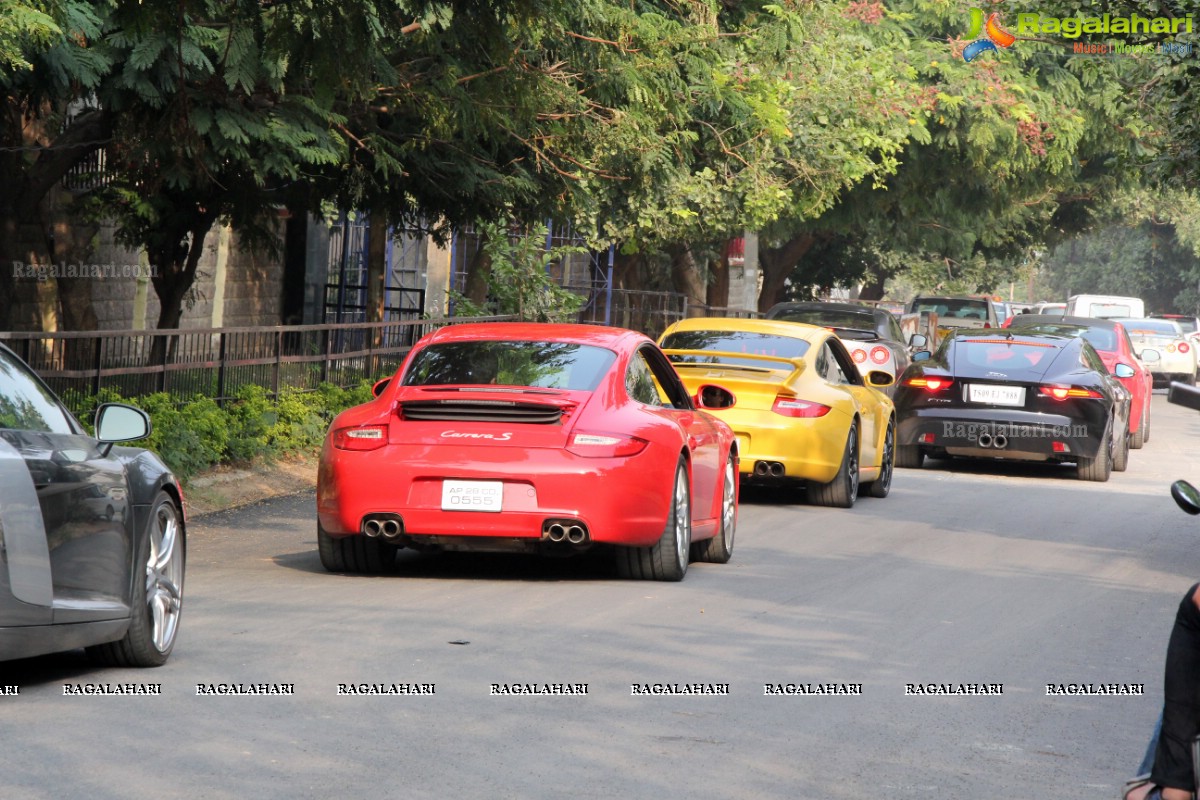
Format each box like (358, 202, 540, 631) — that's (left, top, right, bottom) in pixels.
(905, 377, 954, 391)
(772, 396, 831, 418)
(1180, 341, 1191, 354)
(851, 349, 867, 364)
(332, 425, 389, 451)
(568, 432, 649, 458)
(1038, 386, 1102, 401)
(983, 322, 992, 329)
(870, 346, 890, 364)
(1168, 343, 1177, 353)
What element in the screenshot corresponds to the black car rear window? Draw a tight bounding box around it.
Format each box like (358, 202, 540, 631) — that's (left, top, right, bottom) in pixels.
(1007, 323, 1117, 351)
(403, 341, 616, 391)
(952, 338, 1060, 376)
(660, 330, 811, 369)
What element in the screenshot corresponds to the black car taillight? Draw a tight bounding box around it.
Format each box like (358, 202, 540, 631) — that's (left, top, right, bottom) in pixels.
(904, 377, 954, 392)
(1038, 386, 1102, 401)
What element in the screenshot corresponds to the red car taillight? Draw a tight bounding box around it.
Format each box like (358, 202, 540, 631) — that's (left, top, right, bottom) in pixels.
(568, 432, 649, 458)
(851, 349, 867, 364)
(1038, 386, 1103, 401)
(332, 425, 389, 451)
(905, 377, 954, 392)
(870, 346, 890, 364)
(772, 396, 831, 418)
(1180, 341, 1191, 354)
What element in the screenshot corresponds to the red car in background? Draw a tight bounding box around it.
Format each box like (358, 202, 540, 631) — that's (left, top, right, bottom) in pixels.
(317, 322, 739, 582)
(1006, 315, 1153, 448)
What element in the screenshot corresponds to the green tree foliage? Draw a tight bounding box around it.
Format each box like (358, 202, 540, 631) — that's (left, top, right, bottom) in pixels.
(451, 221, 587, 322)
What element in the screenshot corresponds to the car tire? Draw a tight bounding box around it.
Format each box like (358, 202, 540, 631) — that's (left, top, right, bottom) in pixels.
(88, 491, 185, 667)
(617, 457, 690, 581)
(863, 418, 895, 499)
(1077, 423, 1113, 482)
(692, 451, 736, 564)
(1113, 422, 1131, 472)
(809, 423, 859, 509)
(895, 444, 924, 469)
(1131, 405, 1146, 450)
(318, 522, 398, 574)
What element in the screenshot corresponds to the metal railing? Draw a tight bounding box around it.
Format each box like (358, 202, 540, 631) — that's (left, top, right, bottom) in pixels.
(1, 291, 762, 409)
(0, 316, 511, 408)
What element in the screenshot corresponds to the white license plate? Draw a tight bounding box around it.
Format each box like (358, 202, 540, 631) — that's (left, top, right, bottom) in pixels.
(967, 384, 1026, 406)
(441, 480, 504, 512)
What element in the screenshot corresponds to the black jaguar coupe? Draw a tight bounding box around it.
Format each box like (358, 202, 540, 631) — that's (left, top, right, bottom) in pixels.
(0, 343, 184, 665)
(893, 330, 1131, 481)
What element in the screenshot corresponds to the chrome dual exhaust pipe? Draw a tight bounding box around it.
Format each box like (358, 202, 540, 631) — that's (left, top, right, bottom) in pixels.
(753, 461, 785, 477)
(977, 433, 1008, 449)
(362, 516, 403, 539)
(543, 520, 589, 544)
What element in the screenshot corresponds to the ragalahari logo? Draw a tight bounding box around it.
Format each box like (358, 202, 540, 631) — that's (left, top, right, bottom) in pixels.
(963, 8, 1017, 61)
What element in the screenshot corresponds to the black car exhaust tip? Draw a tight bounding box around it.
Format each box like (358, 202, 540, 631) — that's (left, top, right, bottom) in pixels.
(363, 519, 382, 538)
(992, 434, 1008, 449)
(978, 433, 993, 448)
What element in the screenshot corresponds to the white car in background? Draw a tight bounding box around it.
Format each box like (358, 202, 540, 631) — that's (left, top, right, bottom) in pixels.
(1117, 317, 1197, 385)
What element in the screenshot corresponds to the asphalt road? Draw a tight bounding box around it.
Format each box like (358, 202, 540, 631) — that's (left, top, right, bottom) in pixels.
(5, 393, 1200, 800)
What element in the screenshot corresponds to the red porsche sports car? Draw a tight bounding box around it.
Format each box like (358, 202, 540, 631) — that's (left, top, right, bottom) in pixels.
(317, 323, 739, 581)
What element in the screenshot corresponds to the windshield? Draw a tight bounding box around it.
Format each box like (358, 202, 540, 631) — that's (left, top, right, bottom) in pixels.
(1007, 323, 1117, 351)
(660, 330, 811, 369)
(769, 308, 876, 333)
(911, 298, 991, 320)
(402, 341, 616, 390)
(1157, 317, 1198, 333)
(1118, 319, 1183, 337)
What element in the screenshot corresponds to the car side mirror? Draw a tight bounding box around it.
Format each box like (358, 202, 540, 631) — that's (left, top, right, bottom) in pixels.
(372, 378, 391, 397)
(1172, 480, 1200, 515)
(866, 371, 894, 388)
(1140, 348, 1161, 364)
(912, 350, 932, 362)
(1114, 363, 1136, 379)
(95, 403, 151, 443)
(908, 334, 928, 349)
(694, 384, 735, 409)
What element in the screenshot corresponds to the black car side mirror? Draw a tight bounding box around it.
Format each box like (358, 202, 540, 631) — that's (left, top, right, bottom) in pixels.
(908, 333, 928, 350)
(1172, 480, 1200, 515)
(95, 403, 151, 443)
(912, 350, 932, 362)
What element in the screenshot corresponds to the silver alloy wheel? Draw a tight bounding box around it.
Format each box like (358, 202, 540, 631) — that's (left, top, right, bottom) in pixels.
(721, 456, 736, 547)
(673, 466, 690, 573)
(147, 501, 184, 652)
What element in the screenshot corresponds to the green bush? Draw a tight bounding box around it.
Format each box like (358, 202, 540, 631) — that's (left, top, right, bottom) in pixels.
(61, 379, 376, 482)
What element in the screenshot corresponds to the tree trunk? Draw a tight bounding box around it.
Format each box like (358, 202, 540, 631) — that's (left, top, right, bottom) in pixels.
(707, 250, 730, 311)
(858, 266, 887, 302)
(463, 231, 493, 309)
(757, 234, 816, 312)
(366, 211, 387, 324)
(668, 244, 706, 317)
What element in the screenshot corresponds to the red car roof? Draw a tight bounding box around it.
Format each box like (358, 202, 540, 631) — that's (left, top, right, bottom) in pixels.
(423, 322, 646, 349)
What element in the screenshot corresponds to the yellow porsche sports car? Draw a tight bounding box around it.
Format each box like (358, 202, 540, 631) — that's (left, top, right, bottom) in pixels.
(658, 318, 896, 508)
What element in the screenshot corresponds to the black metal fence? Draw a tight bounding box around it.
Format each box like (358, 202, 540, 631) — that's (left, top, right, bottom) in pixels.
(1, 294, 760, 410)
(0, 316, 511, 408)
